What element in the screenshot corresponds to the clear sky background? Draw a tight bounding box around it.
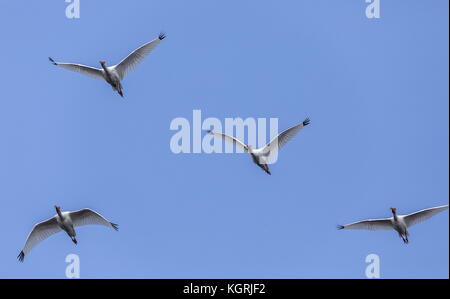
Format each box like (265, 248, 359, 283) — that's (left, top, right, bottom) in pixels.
(0, 0, 448, 279)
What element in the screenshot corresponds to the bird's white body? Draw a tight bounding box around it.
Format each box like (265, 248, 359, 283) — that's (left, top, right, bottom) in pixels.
(99, 65, 123, 95)
(56, 211, 76, 238)
(338, 205, 449, 243)
(101, 66, 121, 87)
(391, 216, 408, 236)
(49, 33, 166, 97)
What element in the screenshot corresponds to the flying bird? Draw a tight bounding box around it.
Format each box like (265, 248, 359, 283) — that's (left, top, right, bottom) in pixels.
(338, 205, 449, 244)
(18, 206, 118, 262)
(49, 33, 166, 97)
(208, 118, 310, 175)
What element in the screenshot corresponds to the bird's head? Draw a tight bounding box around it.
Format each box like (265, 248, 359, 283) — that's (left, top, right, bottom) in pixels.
(99, 61, 106, 67)
(390, 207, 397, 215)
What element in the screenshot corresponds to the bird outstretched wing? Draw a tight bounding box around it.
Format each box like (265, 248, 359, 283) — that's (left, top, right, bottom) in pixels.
(49, 57, 104, 80)
(113, 33, 166, 80)
(208, 131, 248, 152)
(70, 209, 118, 231)
(403, 205, 449, 228)
(18, 217, 61, 262)
(337, 218, 392, 231)
(258, 118, 310, 163)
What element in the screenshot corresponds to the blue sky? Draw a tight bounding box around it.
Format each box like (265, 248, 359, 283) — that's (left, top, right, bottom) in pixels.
(0, 0, 448, 279)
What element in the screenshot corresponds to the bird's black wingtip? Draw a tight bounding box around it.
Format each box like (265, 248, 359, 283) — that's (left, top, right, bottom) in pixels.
(159, 33, 166, 40)
(48, 57, 57, 65)
(111, 223, 119, 231)
(337, 225, 345, 230)
(18, 251, 25, 262)
(303, 118, 311, 126)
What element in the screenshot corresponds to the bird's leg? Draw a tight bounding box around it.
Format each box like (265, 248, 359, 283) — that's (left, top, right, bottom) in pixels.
(71, 237, 78, 245)
(263, 164, 271, 175)
(117, 82, 124, 97)
(258, 164, 271, 175)
(401, 235, 408, 244)
(116, 85, 123, 97)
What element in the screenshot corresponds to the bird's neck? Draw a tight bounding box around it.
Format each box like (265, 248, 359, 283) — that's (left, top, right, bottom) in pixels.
(56, 209, 64, 220)
(392, 212, 398, 221)
(101, 64, 110, 75)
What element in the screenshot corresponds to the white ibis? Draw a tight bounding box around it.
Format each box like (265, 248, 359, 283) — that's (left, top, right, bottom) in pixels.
(49, 33, 166, 97)
(338, 205, 449, 244)
(18, 206, 118, 262)
(208, 118, 310, 175)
